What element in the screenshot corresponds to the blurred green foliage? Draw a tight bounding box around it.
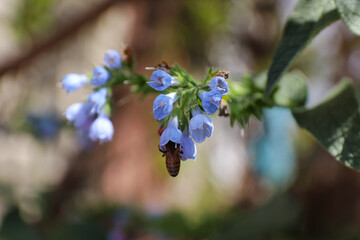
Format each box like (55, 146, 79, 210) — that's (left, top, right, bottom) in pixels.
(177, 0, 229, 65)
(12, 0, 55, 40)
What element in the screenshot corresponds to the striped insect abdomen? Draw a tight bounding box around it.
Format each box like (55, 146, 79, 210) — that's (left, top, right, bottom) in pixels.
(164, 141, 182, 177)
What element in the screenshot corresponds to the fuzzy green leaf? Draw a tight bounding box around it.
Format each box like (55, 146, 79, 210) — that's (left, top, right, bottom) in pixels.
(274, 71, 308, 107)
(335, 0, 360, 35)
(292, 80, 360, 170)
(255, 71, 308, 108)
(228, 71, 307, 127)
(266, 0, 340, 95)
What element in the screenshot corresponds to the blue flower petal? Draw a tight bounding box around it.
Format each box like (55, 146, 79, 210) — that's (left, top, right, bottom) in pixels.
(159, 117, 182, 147)
(199, 90, 222, 115)
(153, 93, 177, 121)
(89, 116, 114, 142)
(74, 106, 92, 129)
(91, 66, 111, 86)
(65, 103, 93, 132)
(189, 113, 214, 143)
(62, 74, 88, 93)
(181, 134, 197, 160)
(209, 76, 229, 95)
(104, 50, 122, 69)
(148, 70, 172, 91)
(64, 103, 83, 122)
(86, 88, 107, 115)
(160, 126, 182, 147)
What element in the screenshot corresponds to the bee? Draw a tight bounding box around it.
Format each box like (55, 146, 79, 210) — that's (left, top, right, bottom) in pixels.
(212, 70, 230, 79)
(159, 141, 182, 177)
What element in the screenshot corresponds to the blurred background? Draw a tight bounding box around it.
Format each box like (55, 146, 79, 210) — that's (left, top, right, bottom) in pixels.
(1, 0, 360, 239)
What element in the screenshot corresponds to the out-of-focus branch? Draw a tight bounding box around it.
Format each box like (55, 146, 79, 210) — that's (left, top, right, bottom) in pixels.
(0, 0, 128, 78)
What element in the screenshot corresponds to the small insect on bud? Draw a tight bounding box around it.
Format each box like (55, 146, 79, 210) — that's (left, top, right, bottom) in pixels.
(212, 70, 230, 79)
(123, 46, 133, 67)
(218, 99, 230, 117)
(145, 61, 171, 73)
(155, 61, 170, 73)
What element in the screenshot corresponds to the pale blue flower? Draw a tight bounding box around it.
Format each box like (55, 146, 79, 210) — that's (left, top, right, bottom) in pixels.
(104, 50, 122, 69)
(64, 103, 94, 131)
(159, 116, 182, 149)
(181, 129, 197, 160)
(153, 92, 177, 121)
(189, 108, 214, 143)
(74, 105, 92, 129)
(91, 66, 111, 86)
(199, 90, 222, 115)
(62, 73, 88, 93)
(64, 103, 83, 122)
(87, 88, 107, 114)
(209, 76, 229, 95)
(89, 115, 114, 142)
(148, 70, 173, 91)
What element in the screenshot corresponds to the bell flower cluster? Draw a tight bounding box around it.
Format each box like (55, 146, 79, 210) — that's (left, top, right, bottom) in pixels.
(148, 66, 229, 161)
(61, 50, 234, 172)
(62, 50, 122, 143)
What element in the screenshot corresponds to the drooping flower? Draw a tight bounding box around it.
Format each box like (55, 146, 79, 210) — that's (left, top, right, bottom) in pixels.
(189, 108, 214, 143)
(91, 66, 111, 86)
(159, 116, 182, 150)
(209, 76, 229, 95)
(64, 103, 83, 122)
(61, 73, 88, 93)
(148, 69, 173, 91)
(104, 50, 122, 69)
(198, 90, 222, 115)
(89, 115, 114, 142)
(86, 88, 107, 115)
(64, 103, 94, 133)
(181, 129, 197, 161)
(153, 92, 178, 121)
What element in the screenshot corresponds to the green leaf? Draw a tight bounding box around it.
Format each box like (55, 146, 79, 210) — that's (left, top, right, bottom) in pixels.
(0, 208, 41, 240)
(228, 71, 307, 127)
(274, 70, 308, 107)
(255, 71, 308, 108)
(335, 0, 360, 35)
(266, 0, 340, 95)
(292, 80, 360, 170)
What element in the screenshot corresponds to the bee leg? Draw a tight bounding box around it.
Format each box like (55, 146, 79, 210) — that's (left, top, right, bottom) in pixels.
(158, 145, 167, 157)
